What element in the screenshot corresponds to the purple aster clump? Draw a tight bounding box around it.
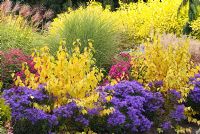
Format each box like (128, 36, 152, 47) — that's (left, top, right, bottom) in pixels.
(148, 80, 163, 89)
(188, 86, 200, 103)
(53, 101, 89, 129)
(107, 109, 126, 126)
(103, 80, 164, 132)
(187, 72, 200, 111)
(53, 102, 77, 119)
(170, 105, 185, 122)
(88, 108, 102, 116)
(168, 89, 181, 103)
(75, 115, 89, 126)
(145, 92, 164, 112)
(3, 87, 57, 127)
(161, 121, 171, 130)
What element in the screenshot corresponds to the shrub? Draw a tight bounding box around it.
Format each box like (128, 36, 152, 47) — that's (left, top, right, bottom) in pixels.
(102, 81, 164, 133)
(0, 98, 11, 123)
(185, 72, 200, 125)
(187, 73, 200, 112)
(97, 81, 186, 133)
(3, 86, 102, 133)
(0, 14, 43, 53)
(108, 52, 131, 82)
(3, 87, 58, 134)
(47, 4, 118, 67)
(191, 17, 200, 40)
(15, 42, 103, 109)
(0, 49, 36, 89)
(95, 81, 164, 133)
(115, 0, 188, 48)
(131, 36, 198, 99)
(187, 74, 200, 111)
(158, 34, 200, 64)
(0, 97, 11, 134)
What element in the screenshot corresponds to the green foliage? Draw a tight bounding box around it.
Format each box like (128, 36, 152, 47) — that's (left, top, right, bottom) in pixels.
(47, 5, 118, 67)
(178, 0, 200, 34)
(0, 98, 11, 123)
(0, 96, 11, 134)
(0, 126, 7, 134)
(0, 16, 43, 53)
(191, 17, 200, 39)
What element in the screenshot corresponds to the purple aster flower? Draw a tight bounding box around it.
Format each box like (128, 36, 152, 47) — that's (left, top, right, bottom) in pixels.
(194, 74, 200, 79)
(53, 102, 77, 118)
(102, 81, 163, 132)
(107, 109, 126, 126)
(161, 121, 171, 130)
(168, 89, 181, 102)
(188, 86, 200, 103)
(75, 115, 89, 126)
(148, 80, 163, 88)
(170, 105, 185, 122)
(3, 87, 57, 127)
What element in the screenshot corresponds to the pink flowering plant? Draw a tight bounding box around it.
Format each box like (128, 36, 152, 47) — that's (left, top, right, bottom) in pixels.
(108, 52, 131, 82)
(0, 49, 37, 89)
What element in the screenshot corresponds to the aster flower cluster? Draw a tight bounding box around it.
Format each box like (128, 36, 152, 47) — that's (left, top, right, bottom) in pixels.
(160, 90, 185, 131)
(3, 87, 90, 133)
(148, 80, 163, 90)
(187, 72, 200, 111)
(102, 81, 164, 132)
(3, 87, 57, 126)
(2, 81, 188, 133)
(53, 102, 89, 131)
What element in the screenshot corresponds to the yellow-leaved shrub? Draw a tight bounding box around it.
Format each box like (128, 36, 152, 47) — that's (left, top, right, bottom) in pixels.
(15, 41, 103, 109)
(115, 0, 188, 47)
(131, 36, 199, 98)
(191, 17, 200, 40)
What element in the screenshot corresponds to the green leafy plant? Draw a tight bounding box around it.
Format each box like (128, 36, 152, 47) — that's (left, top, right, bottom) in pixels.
(0, 98, 11, 123)
(178, 0, 200, 34)
(0, 16, 43, 53)
(191, 17, 200, 39)
(47, 4, 118, 67)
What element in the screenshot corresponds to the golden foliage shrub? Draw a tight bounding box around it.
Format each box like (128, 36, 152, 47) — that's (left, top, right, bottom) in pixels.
(15, 41, 103, 109)
(191, 17, 200, 40)
(131, 36, 199, 98)
(115, 0, 188, 47)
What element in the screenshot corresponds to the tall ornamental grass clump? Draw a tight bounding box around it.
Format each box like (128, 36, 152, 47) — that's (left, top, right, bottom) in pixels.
(115, 0, 188, 47)
(47, 4, 118, 67)
(0, 15, 43, 53)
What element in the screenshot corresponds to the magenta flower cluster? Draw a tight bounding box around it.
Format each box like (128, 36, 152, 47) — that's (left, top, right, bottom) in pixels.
(108, 52, 131, 81)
